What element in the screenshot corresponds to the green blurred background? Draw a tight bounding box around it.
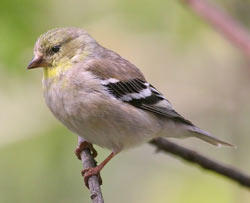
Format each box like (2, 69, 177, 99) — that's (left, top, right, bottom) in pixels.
(1, 0, 250, 202)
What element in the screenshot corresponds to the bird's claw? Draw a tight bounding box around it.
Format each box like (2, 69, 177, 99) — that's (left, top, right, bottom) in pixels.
(81, 167, 103, 188)
(75, 141, 98, 160)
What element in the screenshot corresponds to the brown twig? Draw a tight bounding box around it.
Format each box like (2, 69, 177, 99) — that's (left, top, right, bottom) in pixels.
(78, 137, 104, 203)
(150, 138, 250, 188)
(182, 0, 250, 58)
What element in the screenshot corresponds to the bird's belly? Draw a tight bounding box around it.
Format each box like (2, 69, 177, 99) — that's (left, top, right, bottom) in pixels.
(67, 100, 162, 152)
(74, 114, 160, 152)
(43, 83, 162, 152)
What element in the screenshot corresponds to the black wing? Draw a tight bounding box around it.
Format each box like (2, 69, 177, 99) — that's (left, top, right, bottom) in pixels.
(102, 78, 193, 126)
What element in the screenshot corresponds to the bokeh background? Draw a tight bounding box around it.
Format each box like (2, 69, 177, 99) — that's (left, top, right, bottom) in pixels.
(1, 0, 250, 202)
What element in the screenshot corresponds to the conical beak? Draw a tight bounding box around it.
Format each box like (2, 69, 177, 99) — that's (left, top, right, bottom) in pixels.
(27, 55, 46, 69)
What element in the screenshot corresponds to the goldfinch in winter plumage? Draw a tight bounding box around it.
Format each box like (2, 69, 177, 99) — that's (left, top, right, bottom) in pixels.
(27, 27, 232, 186)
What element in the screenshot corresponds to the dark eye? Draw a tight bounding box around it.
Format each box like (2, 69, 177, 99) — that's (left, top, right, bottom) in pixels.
(51, 45, 61, 53)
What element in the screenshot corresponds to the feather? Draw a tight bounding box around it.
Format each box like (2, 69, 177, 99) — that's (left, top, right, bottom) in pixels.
(101, 77, 194, 126)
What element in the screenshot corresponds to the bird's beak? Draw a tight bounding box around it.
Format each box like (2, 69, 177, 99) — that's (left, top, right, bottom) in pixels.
(27, 55, 48, 70)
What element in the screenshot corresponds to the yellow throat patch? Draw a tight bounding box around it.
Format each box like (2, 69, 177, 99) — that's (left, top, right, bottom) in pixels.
(43, 62, 72, 79)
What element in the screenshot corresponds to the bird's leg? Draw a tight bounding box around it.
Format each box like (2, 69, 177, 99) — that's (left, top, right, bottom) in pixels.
(75, 140, 98, 160)
(82, 152, 117, 188)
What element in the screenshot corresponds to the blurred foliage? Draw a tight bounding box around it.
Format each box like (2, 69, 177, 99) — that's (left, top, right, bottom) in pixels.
(0, 0, 250, 202)
(0, 0, 46, 73)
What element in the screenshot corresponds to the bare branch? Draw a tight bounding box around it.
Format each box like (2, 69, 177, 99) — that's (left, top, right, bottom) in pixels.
(182, 0, 250, 58)
(78, 137, 104, 203)
(150, 138, 250, 188)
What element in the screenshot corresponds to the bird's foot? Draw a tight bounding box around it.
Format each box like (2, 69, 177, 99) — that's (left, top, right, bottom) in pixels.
(81, 152, 115, 188)
(75, 141, 97, 160)
(81, 166, 103, 188)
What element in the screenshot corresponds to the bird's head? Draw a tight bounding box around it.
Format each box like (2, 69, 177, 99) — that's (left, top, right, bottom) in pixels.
(27, 27, 96, 70)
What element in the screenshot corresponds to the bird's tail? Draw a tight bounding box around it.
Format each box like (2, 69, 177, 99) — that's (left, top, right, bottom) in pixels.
(189, 126, 234, 147)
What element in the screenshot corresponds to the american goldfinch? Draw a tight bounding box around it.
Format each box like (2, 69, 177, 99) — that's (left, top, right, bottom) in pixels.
(27, 27, 232, 186)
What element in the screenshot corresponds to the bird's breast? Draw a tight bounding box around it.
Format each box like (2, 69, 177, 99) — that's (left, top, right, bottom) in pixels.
(43, 79, 70, 124)
(42, 75, 104, 134)
(42, 72, 163, 152)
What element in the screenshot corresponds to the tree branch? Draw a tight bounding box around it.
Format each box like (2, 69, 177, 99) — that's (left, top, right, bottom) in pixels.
(150, 138, 250, 188)
(182, 0, 250, 58)
(78, 137, 104, 203)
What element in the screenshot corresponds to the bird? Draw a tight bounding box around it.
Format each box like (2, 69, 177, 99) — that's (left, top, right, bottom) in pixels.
(27, 27, 232, 187)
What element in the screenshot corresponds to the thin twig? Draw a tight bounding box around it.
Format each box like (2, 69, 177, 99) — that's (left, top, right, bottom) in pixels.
(150, 138, 250, 188)
(182, 0, 250, 58)
(78, 137, 104, 203)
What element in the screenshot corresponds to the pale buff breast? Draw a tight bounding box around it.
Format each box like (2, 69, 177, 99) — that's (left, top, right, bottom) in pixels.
(42, 69, 163, 152)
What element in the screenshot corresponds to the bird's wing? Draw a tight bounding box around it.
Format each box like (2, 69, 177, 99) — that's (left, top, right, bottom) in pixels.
(86, 58, 146, 81)
(102, 78, 193, 126)
(86, 59, 194, 126)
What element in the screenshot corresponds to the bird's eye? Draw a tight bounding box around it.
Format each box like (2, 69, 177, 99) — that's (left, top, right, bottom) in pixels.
(51, 45, 61, 53)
